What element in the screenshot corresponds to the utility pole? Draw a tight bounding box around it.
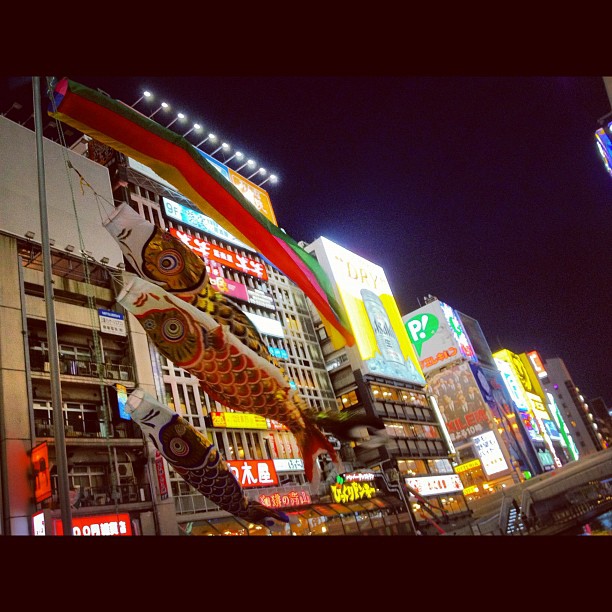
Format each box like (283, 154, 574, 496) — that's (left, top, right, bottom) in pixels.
(33, 76, 73, 535)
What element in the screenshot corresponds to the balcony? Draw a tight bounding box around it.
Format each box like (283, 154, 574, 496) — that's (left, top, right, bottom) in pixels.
(34, 417, 141, 441)
(30, 354, 134, 382)
(46, 483, 152, 510)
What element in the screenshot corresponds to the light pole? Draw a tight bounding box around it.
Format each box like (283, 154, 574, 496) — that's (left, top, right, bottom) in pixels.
(34, 76, 73, 535)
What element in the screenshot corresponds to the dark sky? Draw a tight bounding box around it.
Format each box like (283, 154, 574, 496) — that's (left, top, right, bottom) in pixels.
(2, 75, 611, 406)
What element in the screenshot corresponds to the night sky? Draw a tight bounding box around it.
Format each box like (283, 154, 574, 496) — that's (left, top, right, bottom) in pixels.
(2, 75, 611, 406)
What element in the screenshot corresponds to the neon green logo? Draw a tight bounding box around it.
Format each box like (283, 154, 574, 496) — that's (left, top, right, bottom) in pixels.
(405, 314, 439, 356)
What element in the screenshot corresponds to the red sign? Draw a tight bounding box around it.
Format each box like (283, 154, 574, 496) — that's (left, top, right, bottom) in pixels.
(259, 489, 311, 508)
(54, 513, 133, 536)
(170, 228, 268, 280)
(227, 459, 278, 488)
(209, 275, 249, 301)
(32, 442, 51, 503)
(155, 451, 168, 500)
(444, 408, 489, 442)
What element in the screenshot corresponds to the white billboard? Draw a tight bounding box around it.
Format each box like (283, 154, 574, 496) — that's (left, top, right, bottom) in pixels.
(0, 117, 123, 267)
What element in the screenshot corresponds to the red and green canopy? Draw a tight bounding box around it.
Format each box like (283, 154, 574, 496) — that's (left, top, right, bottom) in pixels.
(49, 78, 354, 349)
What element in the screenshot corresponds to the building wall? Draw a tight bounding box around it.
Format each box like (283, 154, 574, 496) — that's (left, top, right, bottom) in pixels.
(0, 117, 123, 266)
(0, 234, 32, 534)
(542, 357, 602, 455)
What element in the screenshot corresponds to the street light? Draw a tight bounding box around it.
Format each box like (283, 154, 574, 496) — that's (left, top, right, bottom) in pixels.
(183, 123, 202, 138)
(258, 174, 277, 187)
(210, 142, 230, 157)
(2, 101, 22, 118)
(166, 112, 186, 128)
(248, 167, 266, 180)
(223, 151, 244, 164)
(236, 159, 256, 172)
(149, 102, 169, 118)
(131, 90, 152, 108)
(196, 133, 217, 147)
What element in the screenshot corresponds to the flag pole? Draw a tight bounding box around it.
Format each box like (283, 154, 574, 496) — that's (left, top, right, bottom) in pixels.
(32, 76, 73, 535)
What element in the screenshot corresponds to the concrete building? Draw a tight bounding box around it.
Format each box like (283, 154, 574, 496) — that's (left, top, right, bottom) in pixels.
(0, 108, 415, 536)
(305, 239, 471, 532)
(540, 357, 606, 455)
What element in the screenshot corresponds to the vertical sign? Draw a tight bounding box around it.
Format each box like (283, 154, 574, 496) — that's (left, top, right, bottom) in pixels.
(155, 450, 169, 500)
(32, 442, 52, 503)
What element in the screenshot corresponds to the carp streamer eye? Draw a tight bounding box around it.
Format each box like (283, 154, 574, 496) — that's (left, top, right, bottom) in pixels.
(143, 318, 157, 331)
(162, 317, 185, 342)
(169, 436, 190, 457)
(157, 249, 185, 275)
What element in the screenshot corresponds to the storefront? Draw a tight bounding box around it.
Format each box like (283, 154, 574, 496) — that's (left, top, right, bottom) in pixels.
(178, 495, 413, 536)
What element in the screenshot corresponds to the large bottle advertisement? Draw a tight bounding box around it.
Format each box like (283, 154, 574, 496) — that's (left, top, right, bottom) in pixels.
(310, 237, 425, 386)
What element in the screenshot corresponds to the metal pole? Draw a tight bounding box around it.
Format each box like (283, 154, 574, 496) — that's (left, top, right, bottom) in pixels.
(32, 76, 72, 535)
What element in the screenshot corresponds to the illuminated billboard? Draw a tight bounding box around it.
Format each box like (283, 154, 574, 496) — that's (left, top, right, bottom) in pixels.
(308, 236, 425, 386)
(31, 442, 51, 503)
(54, 513, 133, 536)
(163, 196, 252, 251)
(170, 228, 268, 280)
(426, 361, 493, 445)
(527, 350, 547, 379)
(404, 474, 464, 496)
(227, 459, 279, 488)
(227, 168, 278, 226)
(494, 349, 563, 470)
(403, 300, 476, 375)
(472, 431, 509, 477)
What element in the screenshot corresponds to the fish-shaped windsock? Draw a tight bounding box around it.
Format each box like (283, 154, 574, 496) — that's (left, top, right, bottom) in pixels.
(103, 202, 278, 370)
(310, 407, 390, 450)
(116, 273, 338, 482)
(125, 388, 289, 527)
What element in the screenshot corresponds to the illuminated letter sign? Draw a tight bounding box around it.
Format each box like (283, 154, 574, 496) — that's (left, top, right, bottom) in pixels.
(162, 196, 251, 250)
(170, 228, 268, 280)
(227, 459, 278, 488)
(32, 442, 52, 503)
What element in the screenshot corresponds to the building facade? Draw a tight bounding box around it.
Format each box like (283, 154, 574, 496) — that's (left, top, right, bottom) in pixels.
(540, 357, 606, 455)
(0, 114, 413, 536)
(305, 238, 471, 533)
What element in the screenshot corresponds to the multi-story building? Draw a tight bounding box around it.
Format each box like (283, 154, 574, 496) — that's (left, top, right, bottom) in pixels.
(587, 397, 612, 447)
(539, 357, 606, 455)
(402, 296, 529, 502)
(305, 238, 471, 533)
(493, 348, 580, 474)
(0, 105, 412, 536)
(0, 115, 160, 536)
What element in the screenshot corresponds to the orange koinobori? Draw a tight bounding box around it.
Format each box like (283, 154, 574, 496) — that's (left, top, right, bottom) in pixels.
(104, 202, 340, 483)
(115, 270, 339, 483)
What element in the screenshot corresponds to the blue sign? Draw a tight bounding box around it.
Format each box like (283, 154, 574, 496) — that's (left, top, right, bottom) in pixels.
(268, 346, 288, 360)
(98, 309, 124, 320)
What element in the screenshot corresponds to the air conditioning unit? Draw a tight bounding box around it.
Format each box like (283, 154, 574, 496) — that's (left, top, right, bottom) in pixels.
(117, 462, 134, 480)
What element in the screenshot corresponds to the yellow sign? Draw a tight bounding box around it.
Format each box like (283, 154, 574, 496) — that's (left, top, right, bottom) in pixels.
(330, 482, 377, 503)
(228, 170, 278, 226)
(210, 412, 268, 430)
(454, 459, 481, 473)
(462, 485, 480, 495)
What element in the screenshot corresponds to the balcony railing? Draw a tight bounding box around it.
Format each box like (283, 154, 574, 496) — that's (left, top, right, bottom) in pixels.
(47, 484, 152, 510)
(34, 418, 141, 440)
(30, 355, 134, 382)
